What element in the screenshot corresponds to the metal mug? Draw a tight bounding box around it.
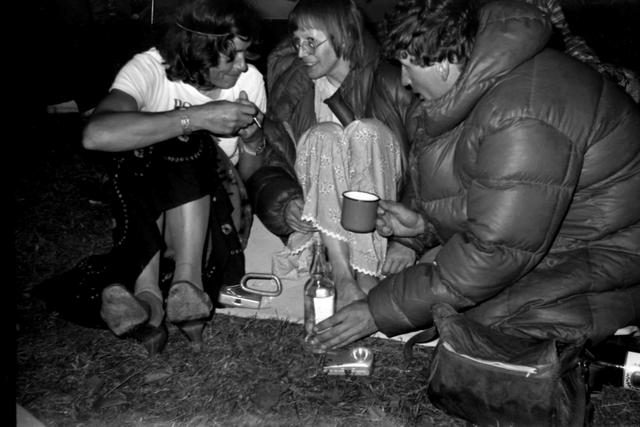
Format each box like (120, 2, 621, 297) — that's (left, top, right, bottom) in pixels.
(341, 190, 380, 233)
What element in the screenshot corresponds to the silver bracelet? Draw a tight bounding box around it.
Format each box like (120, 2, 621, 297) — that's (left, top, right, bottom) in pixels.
(179, 107, 192, 136)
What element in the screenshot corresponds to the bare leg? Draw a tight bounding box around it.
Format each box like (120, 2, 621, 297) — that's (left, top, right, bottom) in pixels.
(133, 250, 165, 327)
(322, 235, 366, 310)
(164, 195, 213, 346)
(129, 214, 166, 327)
(102, 241, 167, 356)
(160, 212, 176, 261)
(165, 195, 210, 289)
(118, 244, 169, 356)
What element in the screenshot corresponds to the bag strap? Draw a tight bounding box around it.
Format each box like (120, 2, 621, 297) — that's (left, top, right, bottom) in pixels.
(403, 326, 439, 362)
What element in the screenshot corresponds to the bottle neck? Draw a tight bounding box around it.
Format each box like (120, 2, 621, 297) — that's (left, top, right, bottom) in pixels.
(310, 241, 330, 276)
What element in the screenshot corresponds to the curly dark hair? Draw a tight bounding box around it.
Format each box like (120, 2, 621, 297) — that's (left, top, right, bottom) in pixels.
(380, 0, 477, 67)
(288, 0, 367, 68)
(158, 0, 261, 90)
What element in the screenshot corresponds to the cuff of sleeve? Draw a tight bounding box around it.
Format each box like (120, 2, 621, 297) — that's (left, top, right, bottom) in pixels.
(368, 266, 431, 337)
(388, 236, 426, 255)
(245, 169, 302, 237)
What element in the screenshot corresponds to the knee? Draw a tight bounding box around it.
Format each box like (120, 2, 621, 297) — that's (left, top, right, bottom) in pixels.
(344, 118, 388, 134)
(305, 122, 344, 137)
(343, 119, 399, 147)
(297, 122, 345, 148)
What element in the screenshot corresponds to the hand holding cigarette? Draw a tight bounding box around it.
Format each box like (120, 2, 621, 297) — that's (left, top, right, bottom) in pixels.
(236, 90, 264, 141)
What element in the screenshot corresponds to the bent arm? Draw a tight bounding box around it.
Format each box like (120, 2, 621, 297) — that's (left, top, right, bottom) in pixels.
(83, 89, 258, 152)
(245, 117, 302, 238)
(82, 89, 186, 151)
(387, 177, 441, 255)
(369, 120, 581, 336)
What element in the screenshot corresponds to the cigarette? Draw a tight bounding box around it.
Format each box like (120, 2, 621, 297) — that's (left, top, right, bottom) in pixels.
(252, 116, 262, 129)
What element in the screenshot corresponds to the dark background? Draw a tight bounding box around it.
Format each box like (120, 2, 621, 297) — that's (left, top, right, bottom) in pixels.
(37, 0, 639, 115)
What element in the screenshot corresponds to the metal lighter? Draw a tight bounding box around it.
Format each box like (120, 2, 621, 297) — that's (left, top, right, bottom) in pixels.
(322, 347, 374, 376)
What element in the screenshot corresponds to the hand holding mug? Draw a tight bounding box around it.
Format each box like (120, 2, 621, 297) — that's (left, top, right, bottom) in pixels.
(376, 200, 425, 237)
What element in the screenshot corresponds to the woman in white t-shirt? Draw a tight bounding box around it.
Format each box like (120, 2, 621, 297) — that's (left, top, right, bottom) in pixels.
(82, 0, 267, 356)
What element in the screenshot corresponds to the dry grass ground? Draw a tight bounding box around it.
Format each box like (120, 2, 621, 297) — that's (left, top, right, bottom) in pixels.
(15, 114, 640, 426)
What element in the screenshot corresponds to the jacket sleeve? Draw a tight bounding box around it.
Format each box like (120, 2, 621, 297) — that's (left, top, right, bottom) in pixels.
(245, 41, 313, 239)
(245, 117, 302, 239)
(368, 119, 581, 337)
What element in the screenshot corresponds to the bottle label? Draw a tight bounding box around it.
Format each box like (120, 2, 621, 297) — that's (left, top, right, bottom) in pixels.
(623, 351, 640, 391)
(314, 295, 334, 324)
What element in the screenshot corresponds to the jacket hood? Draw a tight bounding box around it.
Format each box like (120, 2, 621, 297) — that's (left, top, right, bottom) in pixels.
(415, 0, 552, 137)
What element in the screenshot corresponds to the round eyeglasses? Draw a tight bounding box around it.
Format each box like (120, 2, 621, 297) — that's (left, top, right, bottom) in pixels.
(291, 37, 329, 54)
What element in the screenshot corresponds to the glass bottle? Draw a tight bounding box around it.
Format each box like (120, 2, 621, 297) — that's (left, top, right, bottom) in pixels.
(303, 240, 336, 353)
(587, 335, 640, 392)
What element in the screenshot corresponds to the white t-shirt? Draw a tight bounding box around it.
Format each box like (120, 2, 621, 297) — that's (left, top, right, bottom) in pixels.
(111, 48, 267, 164)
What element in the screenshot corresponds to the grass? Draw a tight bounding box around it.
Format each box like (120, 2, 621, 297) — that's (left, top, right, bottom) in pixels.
(15, 113, 640, 426)
(16, 311, 453, 426)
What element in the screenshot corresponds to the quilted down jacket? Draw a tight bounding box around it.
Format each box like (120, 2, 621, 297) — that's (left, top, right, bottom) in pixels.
(367, 0, 640, 345)
(246, 31, 417, 239)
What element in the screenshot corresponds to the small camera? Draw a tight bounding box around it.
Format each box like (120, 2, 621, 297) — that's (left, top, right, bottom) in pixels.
(322, 347, 374, 376)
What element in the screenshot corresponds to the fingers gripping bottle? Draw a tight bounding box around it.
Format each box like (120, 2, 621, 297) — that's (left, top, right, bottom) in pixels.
(304, 240, 336, 353)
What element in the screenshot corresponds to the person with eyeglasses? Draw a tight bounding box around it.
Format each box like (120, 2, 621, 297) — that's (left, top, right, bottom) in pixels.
(246, 0, 420, 310)
(80, 0, 267, 356)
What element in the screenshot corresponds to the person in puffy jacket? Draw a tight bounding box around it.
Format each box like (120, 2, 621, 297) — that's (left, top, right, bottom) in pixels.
(246, 0, 419, 308)
(308, 0, 640, 351)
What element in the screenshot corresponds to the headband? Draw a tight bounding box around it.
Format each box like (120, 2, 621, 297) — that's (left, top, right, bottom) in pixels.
(176, 21, 231, 37)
